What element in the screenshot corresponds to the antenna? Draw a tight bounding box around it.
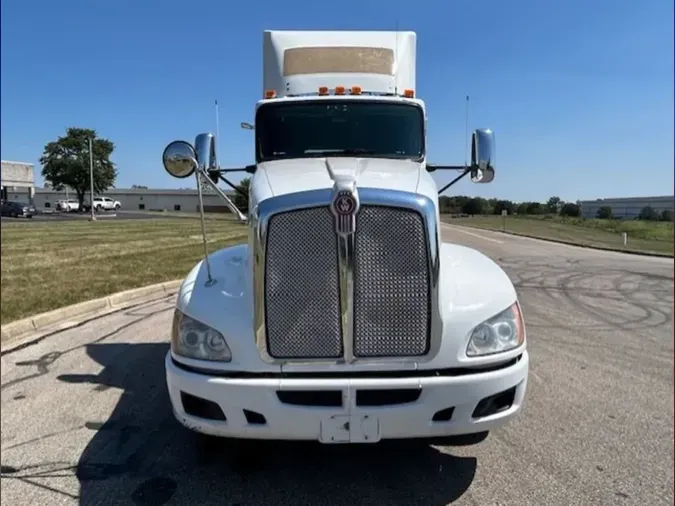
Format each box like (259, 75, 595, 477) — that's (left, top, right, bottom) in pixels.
(195, 170, 215, 286)
(215, 99, 221, 169)
(464, 95, 470, 168)
(394, 20, 399, 95)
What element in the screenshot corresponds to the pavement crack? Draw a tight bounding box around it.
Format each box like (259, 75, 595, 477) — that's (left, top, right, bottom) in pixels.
(1, 426, 84, 452)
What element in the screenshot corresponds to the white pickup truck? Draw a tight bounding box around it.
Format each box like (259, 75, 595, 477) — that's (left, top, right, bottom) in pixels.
(81, 196, 121, 212)
(160, 30, 529, 447)
(56, 199, 79, 212)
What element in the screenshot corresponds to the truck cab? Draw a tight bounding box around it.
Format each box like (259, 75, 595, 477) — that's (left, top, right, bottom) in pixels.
(160, 30, 528, 445)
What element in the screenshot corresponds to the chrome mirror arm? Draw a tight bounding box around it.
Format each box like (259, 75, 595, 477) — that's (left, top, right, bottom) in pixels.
(194, 132, 247, 223)
(198, 167, 247, 223)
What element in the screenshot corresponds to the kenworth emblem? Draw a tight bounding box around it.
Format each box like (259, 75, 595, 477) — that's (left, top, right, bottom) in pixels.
(331, 189, 359, 235)
(324, 158, 363, 236)
(335, 192, 357, 215)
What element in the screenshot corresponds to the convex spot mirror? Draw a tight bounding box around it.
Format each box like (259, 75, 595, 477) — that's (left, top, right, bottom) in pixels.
(162, 140, 198, 179)
(470, 129, 495, 184)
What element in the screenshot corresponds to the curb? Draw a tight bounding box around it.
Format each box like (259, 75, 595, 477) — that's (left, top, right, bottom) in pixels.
(71, 213, 118, 219)
(449, 224, 674, 259)
(0, 279, 182, 345)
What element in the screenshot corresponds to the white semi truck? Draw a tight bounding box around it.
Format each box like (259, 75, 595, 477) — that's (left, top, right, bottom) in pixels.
(160, 30, 529, 445)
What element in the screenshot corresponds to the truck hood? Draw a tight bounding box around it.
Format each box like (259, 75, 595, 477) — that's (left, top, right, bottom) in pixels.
(257, 157, 422, 197)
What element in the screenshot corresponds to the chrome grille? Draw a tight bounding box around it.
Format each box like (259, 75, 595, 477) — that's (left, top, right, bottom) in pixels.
(353, 206, 430, 357)
(264, 207, 343, 358)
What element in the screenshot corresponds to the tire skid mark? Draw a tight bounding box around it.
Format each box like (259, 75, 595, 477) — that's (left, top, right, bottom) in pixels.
(0, 305, 174, 392)
(500, 257, 672, 334)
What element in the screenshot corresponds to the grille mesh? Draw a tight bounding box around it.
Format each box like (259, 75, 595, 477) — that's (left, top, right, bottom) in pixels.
(353, 206, 430, 357)
(264, 207, 343, 358)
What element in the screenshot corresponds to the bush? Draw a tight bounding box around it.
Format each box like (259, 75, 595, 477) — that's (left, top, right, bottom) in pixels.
(638, 206, 659, 221)
(560, 202, 581, 217)
(596, 206, 613, 219)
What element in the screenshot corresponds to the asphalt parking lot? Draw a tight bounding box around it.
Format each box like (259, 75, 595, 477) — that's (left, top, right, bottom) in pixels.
(0, 225, 672, 505)
(0, 210, 194, 223)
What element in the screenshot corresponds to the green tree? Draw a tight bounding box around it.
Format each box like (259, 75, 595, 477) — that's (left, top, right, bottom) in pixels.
(596, 206, 613, 219)
(232, 177, 251, 212)
(546, 196, 562, 214)
(638, 205, 659, 221)
(560, 202, 581, 217)
(461, 197, 485, 216)
(524, 202, 545, 215)
(40, 127, 117, 208)
(493, 199, 515, 215)
(660, 209, 673, 222)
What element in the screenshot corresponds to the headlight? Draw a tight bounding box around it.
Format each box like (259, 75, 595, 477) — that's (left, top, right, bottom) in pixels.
(466, 302, 525, 357)
(171, 310, 232, 362)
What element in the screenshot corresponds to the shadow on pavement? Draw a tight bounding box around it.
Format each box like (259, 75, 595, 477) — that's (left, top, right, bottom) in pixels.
(58, 343, 477, 505)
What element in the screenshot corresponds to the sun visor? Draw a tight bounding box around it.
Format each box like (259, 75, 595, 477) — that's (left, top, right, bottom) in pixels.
(263, 30, 416, 98)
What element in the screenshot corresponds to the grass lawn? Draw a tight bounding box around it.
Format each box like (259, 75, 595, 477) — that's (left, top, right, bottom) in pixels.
(443, 215, 674, 256)
(0, 217, 248, 325)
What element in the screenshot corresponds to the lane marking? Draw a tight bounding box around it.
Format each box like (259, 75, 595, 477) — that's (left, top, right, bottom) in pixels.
(442, 224, 504, 244)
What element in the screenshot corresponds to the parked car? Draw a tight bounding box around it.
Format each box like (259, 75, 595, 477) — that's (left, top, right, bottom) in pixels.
(1, 201, 35, 218)
(56, 199, 79, 212)
(82, 196, 121, 212)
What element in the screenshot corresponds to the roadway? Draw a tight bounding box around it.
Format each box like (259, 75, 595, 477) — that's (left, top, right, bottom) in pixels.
(0, 225, 672, 505)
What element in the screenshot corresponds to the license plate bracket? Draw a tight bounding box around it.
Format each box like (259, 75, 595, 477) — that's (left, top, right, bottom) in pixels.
(319, 414, 381, 444)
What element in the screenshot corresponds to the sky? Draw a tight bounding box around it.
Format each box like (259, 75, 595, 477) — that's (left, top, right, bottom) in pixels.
(1, 0, 673, 203)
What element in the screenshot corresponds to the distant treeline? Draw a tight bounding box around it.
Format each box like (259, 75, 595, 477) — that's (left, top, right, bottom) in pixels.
(439, 195, 673, 222)
(439, 195, 581, 217)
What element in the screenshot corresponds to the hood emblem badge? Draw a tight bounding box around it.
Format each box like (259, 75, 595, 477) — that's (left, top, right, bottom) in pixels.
(325, 159, 361, 236)
(334, 192, 357, 216)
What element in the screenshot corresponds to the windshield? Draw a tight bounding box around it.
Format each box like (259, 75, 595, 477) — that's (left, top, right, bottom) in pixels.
(255, 100, 425, 163)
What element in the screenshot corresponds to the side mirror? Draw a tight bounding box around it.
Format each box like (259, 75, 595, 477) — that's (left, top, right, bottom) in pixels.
(194, 133, 218, 172)
(162, 141, 198, 179)
(470, 129, 495, 183)
(161, 133, 247, 223)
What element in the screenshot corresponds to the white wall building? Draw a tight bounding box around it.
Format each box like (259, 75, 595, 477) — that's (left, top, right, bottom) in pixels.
(1, 160, 35, 203)
(579, 195, 674, 219)
(4, 187, 238, 213)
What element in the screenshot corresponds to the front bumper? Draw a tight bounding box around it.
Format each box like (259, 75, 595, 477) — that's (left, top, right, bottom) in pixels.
(166, 350, 529, 443)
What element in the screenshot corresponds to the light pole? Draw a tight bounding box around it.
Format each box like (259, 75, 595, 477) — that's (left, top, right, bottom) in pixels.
(88, 138, 96, 221)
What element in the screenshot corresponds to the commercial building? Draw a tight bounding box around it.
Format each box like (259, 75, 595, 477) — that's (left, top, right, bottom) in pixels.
(3, 186, 237, 213)
(1, 160, 35, 203)
(579, 195, 674, 219)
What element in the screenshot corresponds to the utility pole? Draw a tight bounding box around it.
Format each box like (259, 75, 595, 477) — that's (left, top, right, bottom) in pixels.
(88, 137, 96, 221)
